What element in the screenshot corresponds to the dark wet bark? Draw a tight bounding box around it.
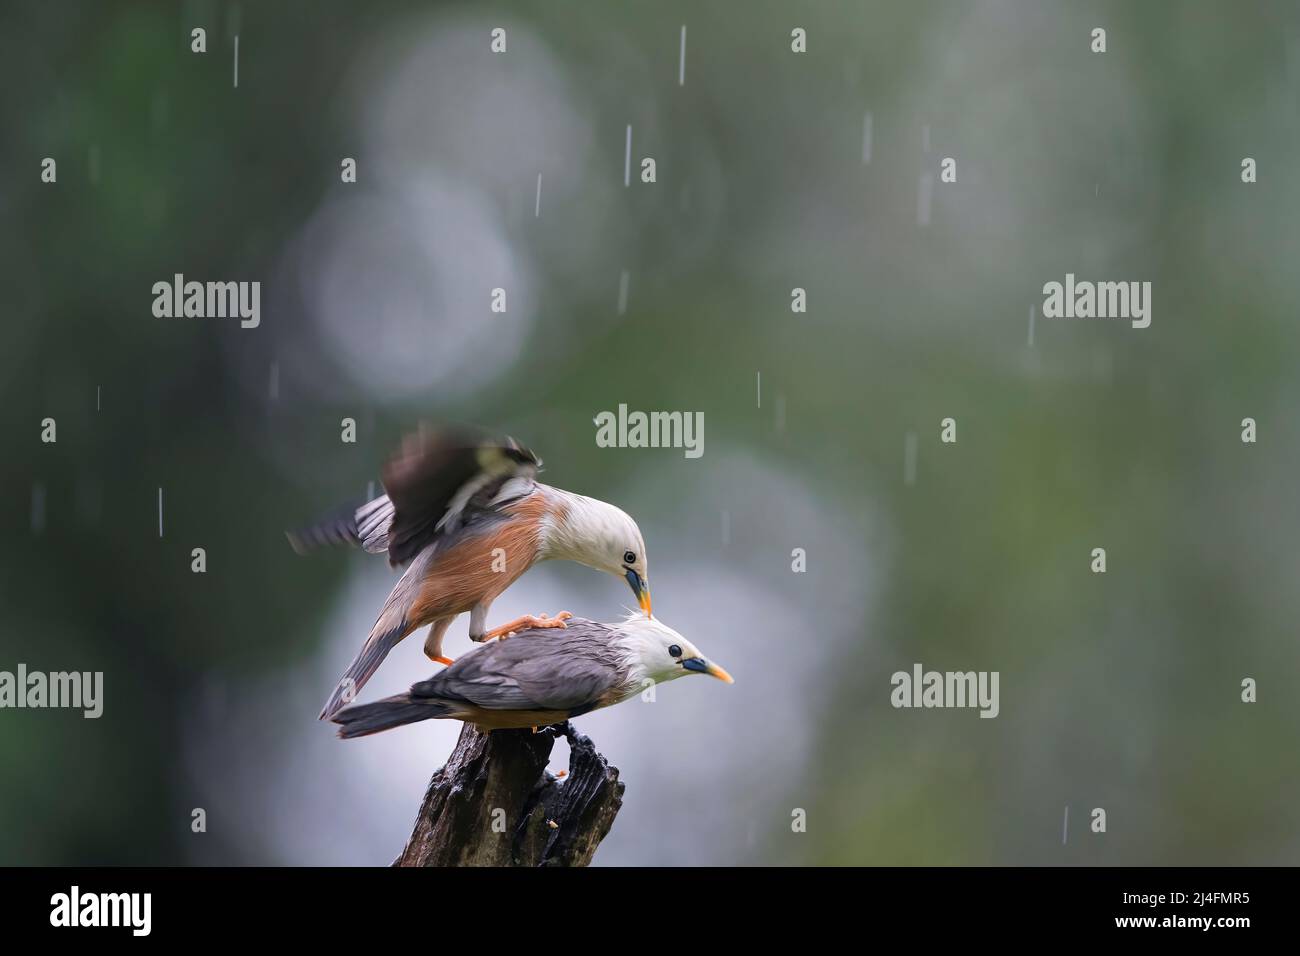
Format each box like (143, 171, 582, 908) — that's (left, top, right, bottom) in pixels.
(394, 721, 623, 867)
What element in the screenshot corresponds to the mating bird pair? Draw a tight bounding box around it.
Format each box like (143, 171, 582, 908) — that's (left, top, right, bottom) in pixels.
(290, 426, 731, 736)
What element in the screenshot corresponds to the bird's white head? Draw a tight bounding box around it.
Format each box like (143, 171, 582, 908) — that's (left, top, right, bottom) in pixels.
(544, 491, 652, 615)
(617, 614, 733, 688)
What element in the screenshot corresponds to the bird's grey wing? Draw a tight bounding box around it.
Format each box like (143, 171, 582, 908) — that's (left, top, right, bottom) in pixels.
(286, 498, 364, 554)
(353, 494, 394, 554)
(286, 493, 393, 556)
(381, 426, 539, 567)
(417, 621, 624, 712)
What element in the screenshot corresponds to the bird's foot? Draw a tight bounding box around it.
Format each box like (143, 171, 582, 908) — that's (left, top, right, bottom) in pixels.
(539, 720, 576, 742)
(483, 611, 572, 642)
(426, 654, 454, 666)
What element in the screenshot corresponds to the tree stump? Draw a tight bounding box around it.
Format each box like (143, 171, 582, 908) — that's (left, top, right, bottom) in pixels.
(394, 721, 624, 867)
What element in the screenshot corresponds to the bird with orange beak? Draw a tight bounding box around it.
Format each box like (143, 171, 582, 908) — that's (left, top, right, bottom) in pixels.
(290, 426, 654, 720)
(331, 614, 732, 737)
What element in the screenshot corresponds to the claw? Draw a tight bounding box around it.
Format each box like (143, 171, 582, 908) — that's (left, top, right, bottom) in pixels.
(484, 612, 574, 642)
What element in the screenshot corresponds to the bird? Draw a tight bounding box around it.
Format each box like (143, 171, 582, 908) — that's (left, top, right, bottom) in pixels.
(330, 614, 732, 737)
(288, 425, 654, 720)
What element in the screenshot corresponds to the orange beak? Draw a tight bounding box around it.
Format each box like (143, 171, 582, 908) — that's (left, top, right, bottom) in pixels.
(683, 657, 734, 684)
(626, 568, 652, 616)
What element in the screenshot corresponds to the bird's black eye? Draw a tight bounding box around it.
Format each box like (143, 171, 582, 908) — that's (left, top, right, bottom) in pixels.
(668, 644, 682, 658)
(623, 550, 637, 565)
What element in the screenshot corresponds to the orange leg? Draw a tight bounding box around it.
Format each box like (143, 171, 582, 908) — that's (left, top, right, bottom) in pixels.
(484, 611, 572, 642)
(423, 619, 454, 666)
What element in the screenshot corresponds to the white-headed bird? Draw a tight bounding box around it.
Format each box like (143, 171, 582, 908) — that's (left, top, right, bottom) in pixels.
(331, 615, 732, 736)
(289, 426, 654, 720)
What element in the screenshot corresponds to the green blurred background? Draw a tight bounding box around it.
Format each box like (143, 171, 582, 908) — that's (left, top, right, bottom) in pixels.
(2, 0, 1298, 865)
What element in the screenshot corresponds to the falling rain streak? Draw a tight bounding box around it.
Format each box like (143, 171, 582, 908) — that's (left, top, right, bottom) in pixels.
(534, 174, 542, 217)
(678, 25, 687, 86)
(623, 125, 632, 187)
(862, 111, 873, 164)
(233, 35, 240, 88)
(158, 487, 164, 538)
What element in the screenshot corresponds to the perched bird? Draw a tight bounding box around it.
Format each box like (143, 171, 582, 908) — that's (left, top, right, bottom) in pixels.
(331, 615, 732, 737)
(289, 426, 654, 720)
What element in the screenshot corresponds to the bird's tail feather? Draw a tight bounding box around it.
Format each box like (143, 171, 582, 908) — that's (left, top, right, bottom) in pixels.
(318, 621, 409, 720)
(332, 693, 450, 738)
